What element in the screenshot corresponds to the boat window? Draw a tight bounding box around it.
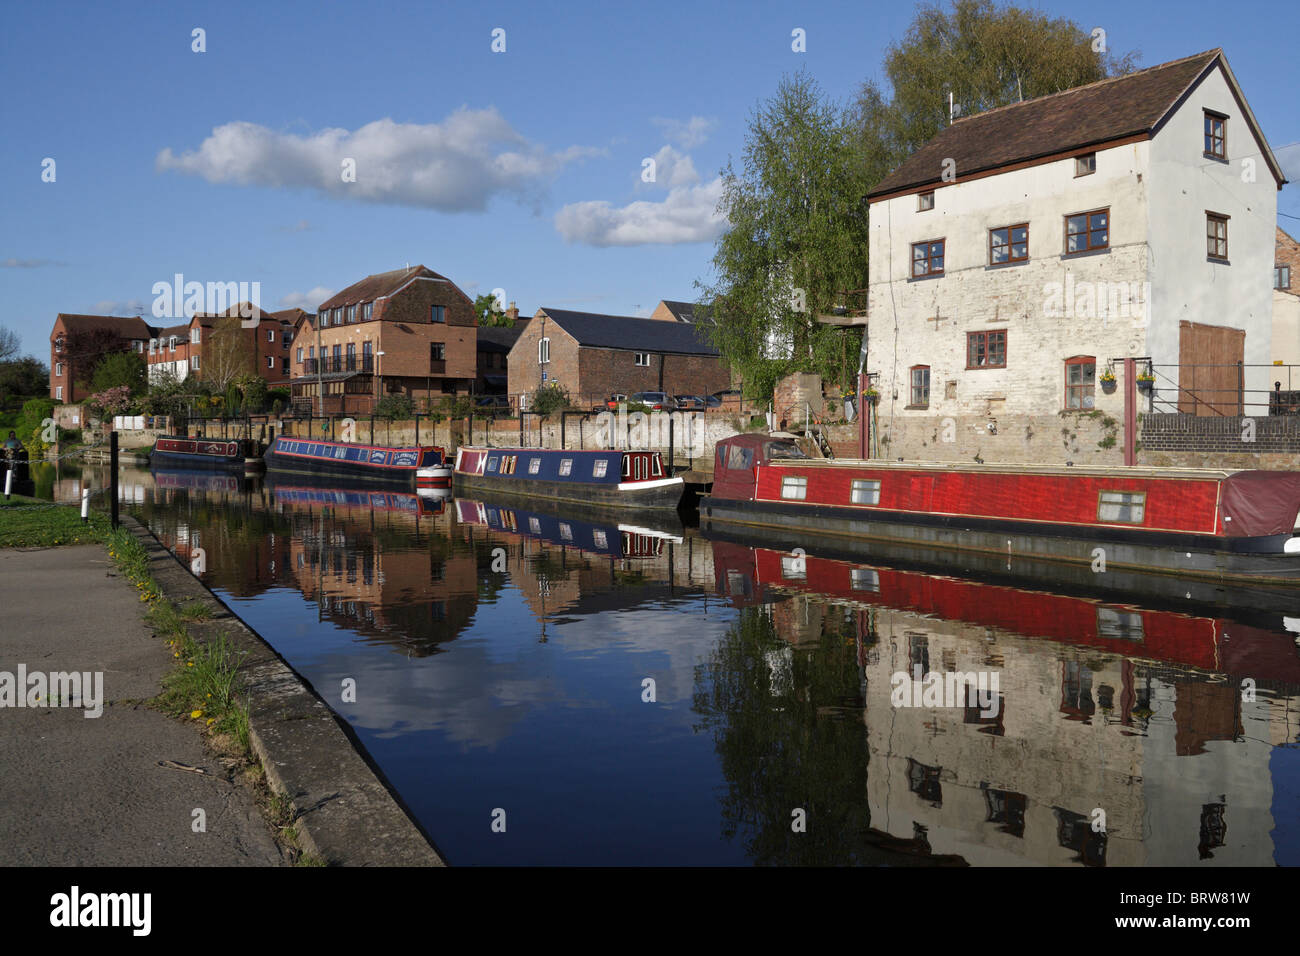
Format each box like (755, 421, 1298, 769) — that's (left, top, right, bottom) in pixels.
(593, 530, 607, 549)
(560, 523, 573, 541)
(1098, 490, 1145, 524)
(559, 458, 573, 477)
(727, 445, 755, 469)
(850, 568, 880, 591)
(486, 456, 499, 472)
(593, 459, 609, 478)
(651, 455, 662, 477)
(1096, 606, 1144, 640)
(781, 476, 808, 500)
(851, 479, 881, 505)
(528, 457, 541, 475)
(529, 517, 541, 534)
(766, 441, 808, 460)
(780, 555, 806, 579)
(622, 456, 631, 478)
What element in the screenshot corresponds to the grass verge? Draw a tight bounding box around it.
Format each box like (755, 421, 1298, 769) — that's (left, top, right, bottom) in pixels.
(105, 525, 326, 866)
(0, 495, 110, 548)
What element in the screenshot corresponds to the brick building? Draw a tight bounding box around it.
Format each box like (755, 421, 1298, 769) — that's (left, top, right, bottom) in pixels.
(476, 303, 526, 394)
(508, 308, 729, 409)
(145, 304, 302, 388)
(49, 314, 151, 402)
(1274, 227, 1300, 366)
(649, 299, 714, 324)
(865, 49, 1285, 463)
(289, 265, 477, 414)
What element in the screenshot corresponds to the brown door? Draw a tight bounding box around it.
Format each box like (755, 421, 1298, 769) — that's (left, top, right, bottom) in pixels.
(1178, 321, 1244, 416)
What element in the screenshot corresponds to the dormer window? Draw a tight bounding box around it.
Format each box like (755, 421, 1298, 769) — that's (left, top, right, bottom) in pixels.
(1204, 111, 1226, 159)
(346, 305, 356, 323)
(431, 305, 445, 324)
(917, 190, 935, 211)
(1074, 153, 1096, 177)
(362, 302, 373, 320)
(169, 336, 177, 352)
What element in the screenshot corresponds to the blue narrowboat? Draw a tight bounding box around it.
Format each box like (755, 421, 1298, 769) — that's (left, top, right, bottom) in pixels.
(264, 436, 451, 488)
(453, 447, 684, 511)
(150, 435, 260, 471)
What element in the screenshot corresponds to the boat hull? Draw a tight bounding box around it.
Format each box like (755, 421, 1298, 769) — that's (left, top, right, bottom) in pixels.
(701, 494, 1300, 587)
(150, 436, 252, 471)
(454, 471, 684, 511)
(264, 437, 446, 488)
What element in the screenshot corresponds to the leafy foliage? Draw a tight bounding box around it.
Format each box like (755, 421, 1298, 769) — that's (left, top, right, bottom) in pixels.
(474, 293, 516, 327)
(528, 382, 570, 418)
(375, 393, 416, 419)
(90, 350, 146, 395)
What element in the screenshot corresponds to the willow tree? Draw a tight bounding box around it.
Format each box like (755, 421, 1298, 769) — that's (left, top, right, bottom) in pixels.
(700, 71, 871, 404)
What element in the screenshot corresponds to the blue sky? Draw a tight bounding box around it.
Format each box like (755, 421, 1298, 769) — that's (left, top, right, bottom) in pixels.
(3, 0, 1298, 358)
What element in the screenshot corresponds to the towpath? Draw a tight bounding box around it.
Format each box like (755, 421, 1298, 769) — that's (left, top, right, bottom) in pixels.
(0, 544, 283, 865)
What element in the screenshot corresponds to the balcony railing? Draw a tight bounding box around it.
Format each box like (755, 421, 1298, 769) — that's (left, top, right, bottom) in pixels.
(303, 356, 374, 374)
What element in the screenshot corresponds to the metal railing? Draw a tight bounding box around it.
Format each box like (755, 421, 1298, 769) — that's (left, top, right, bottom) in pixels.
(1147, 363, 1300, 417)
(303, 356, 375, 374)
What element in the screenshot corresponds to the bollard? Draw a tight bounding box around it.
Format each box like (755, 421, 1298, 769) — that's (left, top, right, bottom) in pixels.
(81, 487, 90, 522)
(3, 466, 11, 499)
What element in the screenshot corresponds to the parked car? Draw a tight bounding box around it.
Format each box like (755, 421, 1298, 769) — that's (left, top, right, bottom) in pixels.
(630, 391, 671, 410)
(674, 395, 706, 411)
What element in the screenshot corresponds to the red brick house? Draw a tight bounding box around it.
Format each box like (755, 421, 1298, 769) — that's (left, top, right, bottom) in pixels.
(145, 304, 303, 388)
(289, 265, 477, 413)
(49, 314, 152, 402)
(508, 308, 729, 408)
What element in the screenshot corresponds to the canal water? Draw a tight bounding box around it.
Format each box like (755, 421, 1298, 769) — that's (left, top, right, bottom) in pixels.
(35, 461, 1300, 866)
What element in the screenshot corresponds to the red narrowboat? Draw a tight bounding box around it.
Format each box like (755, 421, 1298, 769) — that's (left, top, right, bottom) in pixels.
(264, 436, 451, 489)
(703, 435, 1300, 586)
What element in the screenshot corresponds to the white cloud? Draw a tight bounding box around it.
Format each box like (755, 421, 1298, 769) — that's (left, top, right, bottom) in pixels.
(3, 257, 66, 268)
(651, 115, 717, 150)
(91, 299, 148, 316)
(157, 108, 600, 212)
(278, 286, 336, 312)
(640, 145, 700, 190)
(555, 177, 725, 247)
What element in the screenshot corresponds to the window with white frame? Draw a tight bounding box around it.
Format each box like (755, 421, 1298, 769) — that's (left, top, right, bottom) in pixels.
(635, 352, 650, 366)
(191, 355, 200, 370)
(267, 356, 274, 368)
(55, 362, 63, 376)
(296, 347, 303, 363)
(55, 386, 63, 400)
(528, 457, 541, 474)
(781, 475, 808, 500)
(169, 336, 177, 351)
(267, 329, 275, 342)
(362, 302, 373, 320)
(346, 305, 356, 323)
(558, 459, 573, 476)
(191, 327, 200, 343)
(593, 459, 608, 478)
(539, 338, 550, 364)
(850, 479, 881, 505)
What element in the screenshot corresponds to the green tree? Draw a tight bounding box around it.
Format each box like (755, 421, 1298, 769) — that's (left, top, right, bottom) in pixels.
(236, 373, 268, 413)
(474, 293, 515, 327)
(375, 393, 415, 419)
(528, 382, 569, 418)
(90, 350, 146, 395)
(699, 71, 872, 404)
(0, 356, 49, 405)
(851, 0, 1136, 190)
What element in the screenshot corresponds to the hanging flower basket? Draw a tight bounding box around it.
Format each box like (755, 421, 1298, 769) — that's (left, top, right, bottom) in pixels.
(1137, 374, 1155, 392)
(1099, 370, 1117, 394)
(864, 388, 880, 405)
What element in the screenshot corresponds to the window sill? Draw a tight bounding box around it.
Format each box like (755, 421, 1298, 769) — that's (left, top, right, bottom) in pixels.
(965, 365, 1007, 371)
(907, 272, 945, 282)
(1202, 153, 1228, 164)
(985, 259, 1029, 271)
(1208, 256, 1230, 265)
(1061, 247, 1110, 260)
(904, 404, 930, 410)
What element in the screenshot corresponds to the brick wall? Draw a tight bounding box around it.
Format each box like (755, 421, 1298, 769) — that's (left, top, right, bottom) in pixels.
(1138, 412, 1300, 469)
(773, 373, 825, 423)
(1278, 227, 1300, 290)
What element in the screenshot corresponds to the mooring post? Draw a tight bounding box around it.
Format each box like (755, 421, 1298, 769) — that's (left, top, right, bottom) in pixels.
(668, 415, 675, 477)
(1124, 357, 1136, 466)
(110, 431, 119, 529)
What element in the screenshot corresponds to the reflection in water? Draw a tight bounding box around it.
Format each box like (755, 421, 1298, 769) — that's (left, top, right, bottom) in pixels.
(41, 465, 1300, 865)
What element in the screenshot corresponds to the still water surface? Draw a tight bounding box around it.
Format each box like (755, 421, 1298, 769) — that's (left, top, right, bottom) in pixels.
(37, 462, 1300, 865)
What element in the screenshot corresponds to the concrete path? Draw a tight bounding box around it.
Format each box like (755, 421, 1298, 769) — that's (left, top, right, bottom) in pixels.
(0, 544, 282, 866)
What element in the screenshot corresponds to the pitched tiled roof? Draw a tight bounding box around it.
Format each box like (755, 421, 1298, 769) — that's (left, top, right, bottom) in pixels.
(869, 49, 1237, 198)
(317, 265, 461, 312)
(658, 300, 715, 324)
(476, 325, 527, 352)
(538, 309, 720, 356)
(54, 314, 152, 340)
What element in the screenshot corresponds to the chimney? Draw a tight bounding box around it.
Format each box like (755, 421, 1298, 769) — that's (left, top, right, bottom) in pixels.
(506, 301, 519, 322)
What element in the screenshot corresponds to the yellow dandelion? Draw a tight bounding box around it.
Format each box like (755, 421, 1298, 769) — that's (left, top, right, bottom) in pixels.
(206, 718, 216, 726)
(173, 652, 180, 658)
(190, 709, 203, 719)
(186, 661, 194, 667)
